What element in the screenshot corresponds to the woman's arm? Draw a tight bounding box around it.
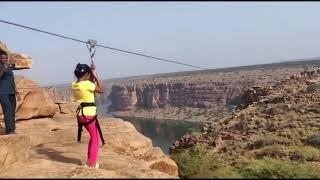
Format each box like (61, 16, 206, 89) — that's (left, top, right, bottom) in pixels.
(90, 63, 105, 94)
(93, 72, 105, 94)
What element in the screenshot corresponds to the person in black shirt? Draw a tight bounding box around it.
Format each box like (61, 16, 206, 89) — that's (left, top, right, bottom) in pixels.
(0, 50, 21, 135)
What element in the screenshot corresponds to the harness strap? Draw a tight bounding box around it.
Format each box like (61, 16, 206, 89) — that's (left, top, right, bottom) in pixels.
(95, 118, 105, 145)
(76, 104, 105, 145)
(80, 102, 96, 107)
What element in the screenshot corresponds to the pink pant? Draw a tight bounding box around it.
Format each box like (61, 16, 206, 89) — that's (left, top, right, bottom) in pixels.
(78, 115, 100, 166)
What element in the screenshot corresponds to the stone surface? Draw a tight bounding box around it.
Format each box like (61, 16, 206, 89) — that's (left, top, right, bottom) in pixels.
(0, 41, 32, 69)
(0, 75, 56, 120)
(0, 114, 178, 178)
(0, 135, 30, 167)
(15, 76, 56, 120)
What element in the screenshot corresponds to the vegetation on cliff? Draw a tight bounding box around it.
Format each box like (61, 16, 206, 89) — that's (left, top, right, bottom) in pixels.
(170, 68, 320, 178)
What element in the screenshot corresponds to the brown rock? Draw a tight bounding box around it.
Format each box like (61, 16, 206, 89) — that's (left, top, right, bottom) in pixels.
(0, 41, 32, 69)
(0, 135, 30, 167)
(8, 53, 32, 70)
(0, 116, 178, 178)
(15, 90, 56, 120)
(0, 76, 56, 120)
(15, 76, 56, 120)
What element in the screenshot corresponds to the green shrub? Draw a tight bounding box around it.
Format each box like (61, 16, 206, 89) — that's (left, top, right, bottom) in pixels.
(171, 144, 229, 178)
(194, 166, 242, 179)
(237, 158, 320, 178)
(255, 145, 287, 159)
(289, 146, 320, 162)
(249, 135, 292, 149)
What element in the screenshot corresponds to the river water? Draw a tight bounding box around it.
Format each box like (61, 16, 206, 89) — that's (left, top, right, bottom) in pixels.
(97, 103, 201, 154)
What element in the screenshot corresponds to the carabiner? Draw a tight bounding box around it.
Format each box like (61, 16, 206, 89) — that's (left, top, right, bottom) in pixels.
(86, 39, 97, 63)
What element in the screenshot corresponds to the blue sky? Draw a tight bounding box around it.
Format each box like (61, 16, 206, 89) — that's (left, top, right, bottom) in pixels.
(1, 2, 320, 85)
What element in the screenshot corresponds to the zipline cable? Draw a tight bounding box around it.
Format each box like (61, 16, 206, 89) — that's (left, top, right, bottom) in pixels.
(0, 19, 208, 70)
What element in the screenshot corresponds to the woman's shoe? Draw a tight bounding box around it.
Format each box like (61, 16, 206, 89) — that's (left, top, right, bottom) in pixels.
(84, 163, 99, 169)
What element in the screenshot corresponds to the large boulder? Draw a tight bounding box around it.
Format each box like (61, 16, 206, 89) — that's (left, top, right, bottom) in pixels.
(15, 76, 56, 120)
(0, 76, 56, 120)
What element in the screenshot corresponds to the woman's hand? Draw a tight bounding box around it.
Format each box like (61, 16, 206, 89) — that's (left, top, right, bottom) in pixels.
(90, 62, 96, 71)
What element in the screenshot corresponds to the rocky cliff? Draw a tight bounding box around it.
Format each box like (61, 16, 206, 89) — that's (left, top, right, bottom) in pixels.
(0, 114, 178, 178)
(0, 41, 178, 178)
(107, 67, 309, 114)
(108, 83, 241, 111)
(169, 68, 320, 156)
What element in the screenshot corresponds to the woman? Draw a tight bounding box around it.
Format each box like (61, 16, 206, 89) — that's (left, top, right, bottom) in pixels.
(72, 62, 105, 168)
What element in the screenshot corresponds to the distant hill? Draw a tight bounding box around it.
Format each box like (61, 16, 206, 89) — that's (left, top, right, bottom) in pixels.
(53, 58, 320, 88)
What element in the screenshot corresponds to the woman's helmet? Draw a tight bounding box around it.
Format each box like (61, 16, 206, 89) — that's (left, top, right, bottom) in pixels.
(74, 63, 92, 78)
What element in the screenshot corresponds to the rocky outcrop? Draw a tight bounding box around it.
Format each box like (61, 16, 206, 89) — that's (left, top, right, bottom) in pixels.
(0, 115, 178, 178)
(169, 68, 320, 155)
(0, 41, 32, 69)
(9, 53, 32, 70)
(15, 76, 56, 120)
(107, 64, 314, 114)
(0, 75, 56, 120)
(102, 118, 178, 176)
(108, 83, 243, 111)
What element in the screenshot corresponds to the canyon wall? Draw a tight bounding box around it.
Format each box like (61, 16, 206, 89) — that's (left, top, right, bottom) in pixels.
(108, 82, 243, 111)
(107, 67, 317, 112)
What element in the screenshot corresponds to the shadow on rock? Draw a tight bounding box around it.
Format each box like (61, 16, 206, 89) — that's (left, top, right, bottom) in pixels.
(35, 147, 82, 165)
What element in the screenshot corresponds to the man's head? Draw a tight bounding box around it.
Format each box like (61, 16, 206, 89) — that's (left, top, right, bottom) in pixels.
(0, 50, 8, 65)
(74, 63, 92, 80)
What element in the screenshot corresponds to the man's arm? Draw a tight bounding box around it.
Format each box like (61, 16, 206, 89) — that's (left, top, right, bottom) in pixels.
(0, 64, 8, 78)
(13, 72, 21, 101)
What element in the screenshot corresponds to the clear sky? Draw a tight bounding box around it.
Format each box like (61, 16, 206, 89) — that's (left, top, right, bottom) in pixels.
(1, 1, 320, 86)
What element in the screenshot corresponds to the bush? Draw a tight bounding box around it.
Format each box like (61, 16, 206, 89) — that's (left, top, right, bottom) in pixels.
(255, 145, 287, 159)
(237, 158, 320, 178)
(304, 134, 320, 148)
(249, 135, 292, 149)
(289, 146, 320, 162)
(171, 144, 230, 178)
(172, 143, 320, 178)
(198, 166, 242, 178)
